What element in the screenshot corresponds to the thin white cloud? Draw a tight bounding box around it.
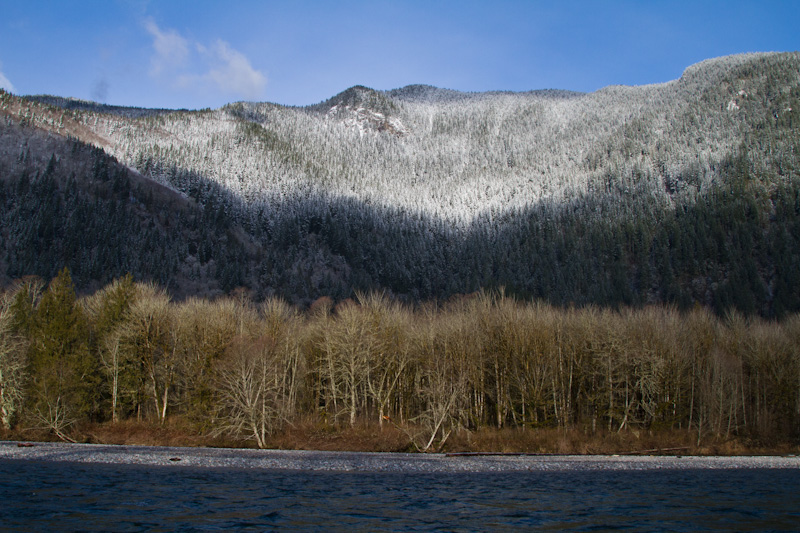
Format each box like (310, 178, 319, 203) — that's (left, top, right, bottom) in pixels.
(145, 19, 266, 101)
(0, 61, 15, 93)
(144, 17, 189, 76)
(202, 40, 266, 100)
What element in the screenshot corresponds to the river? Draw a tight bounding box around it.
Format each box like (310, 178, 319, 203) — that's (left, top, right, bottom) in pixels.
(1, 442, 798, 530)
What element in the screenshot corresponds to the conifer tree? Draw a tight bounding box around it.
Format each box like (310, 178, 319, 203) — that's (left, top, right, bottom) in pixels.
(26, 267, 98, 439)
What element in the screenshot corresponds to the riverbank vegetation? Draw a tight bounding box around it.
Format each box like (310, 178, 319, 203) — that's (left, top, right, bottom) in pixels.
(1, 268, 798, 453)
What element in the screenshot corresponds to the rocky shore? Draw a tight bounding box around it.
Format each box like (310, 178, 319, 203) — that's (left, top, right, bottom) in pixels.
(2, 441, 799, 473)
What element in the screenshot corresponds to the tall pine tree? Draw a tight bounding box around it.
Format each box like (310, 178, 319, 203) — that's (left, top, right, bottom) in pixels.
(27, 268, 99, 439)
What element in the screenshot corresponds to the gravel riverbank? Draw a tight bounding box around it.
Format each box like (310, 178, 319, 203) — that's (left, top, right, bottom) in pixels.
(2, 441, 799, 473)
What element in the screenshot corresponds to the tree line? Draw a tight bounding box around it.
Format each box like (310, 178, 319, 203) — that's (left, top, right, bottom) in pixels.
(2, 269, 798, 449)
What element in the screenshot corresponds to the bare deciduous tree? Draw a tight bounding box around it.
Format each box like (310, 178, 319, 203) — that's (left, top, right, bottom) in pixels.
(117, 283, 178, 424)
(358, 292, 413, 428)
(411, 312, 470, 452)
(0, 290, 28, 430)
(213, 336, 284, 448)
(317, 299, 374, 427)
(211, 297, 303, 448)
(172, 296, 252, 424)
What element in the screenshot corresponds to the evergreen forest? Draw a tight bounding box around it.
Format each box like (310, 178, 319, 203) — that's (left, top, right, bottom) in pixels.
(0, 52, 798, 315)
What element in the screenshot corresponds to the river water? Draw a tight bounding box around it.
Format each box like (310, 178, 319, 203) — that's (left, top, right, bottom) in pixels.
(1, 442, 799, 531)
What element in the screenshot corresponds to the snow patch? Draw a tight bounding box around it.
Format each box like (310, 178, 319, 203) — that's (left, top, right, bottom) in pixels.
(326, 104, 407, 136)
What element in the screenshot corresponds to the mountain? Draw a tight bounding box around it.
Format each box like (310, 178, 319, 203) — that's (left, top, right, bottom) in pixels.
(0, 107, 262, 297)
(1, 52, 799, 315)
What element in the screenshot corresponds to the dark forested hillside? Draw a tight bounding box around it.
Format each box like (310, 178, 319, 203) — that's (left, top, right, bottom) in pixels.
(0, 117, 259, 297)
(1, 52, 799, 315)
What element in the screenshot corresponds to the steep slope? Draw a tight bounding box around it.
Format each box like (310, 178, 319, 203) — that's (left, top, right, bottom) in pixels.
(2, 52, 799, 314)
(0, 102, 262, 297)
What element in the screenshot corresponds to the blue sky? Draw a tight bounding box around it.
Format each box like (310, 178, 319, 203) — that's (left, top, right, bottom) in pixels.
(1, 0, 798, 109)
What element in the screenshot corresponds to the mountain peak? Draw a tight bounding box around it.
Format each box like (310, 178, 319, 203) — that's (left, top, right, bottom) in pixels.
(308, 85, 395, 114)
(307, 85, 405, 135)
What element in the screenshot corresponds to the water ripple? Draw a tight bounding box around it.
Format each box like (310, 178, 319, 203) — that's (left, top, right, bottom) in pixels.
(1, 446, 799, 530)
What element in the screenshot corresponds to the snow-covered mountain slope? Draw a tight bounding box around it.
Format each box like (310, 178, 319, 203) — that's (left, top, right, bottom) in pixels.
(0, 53, 792, 229)
(2, 52, 799, 312)
(13, 52, 788, 230)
